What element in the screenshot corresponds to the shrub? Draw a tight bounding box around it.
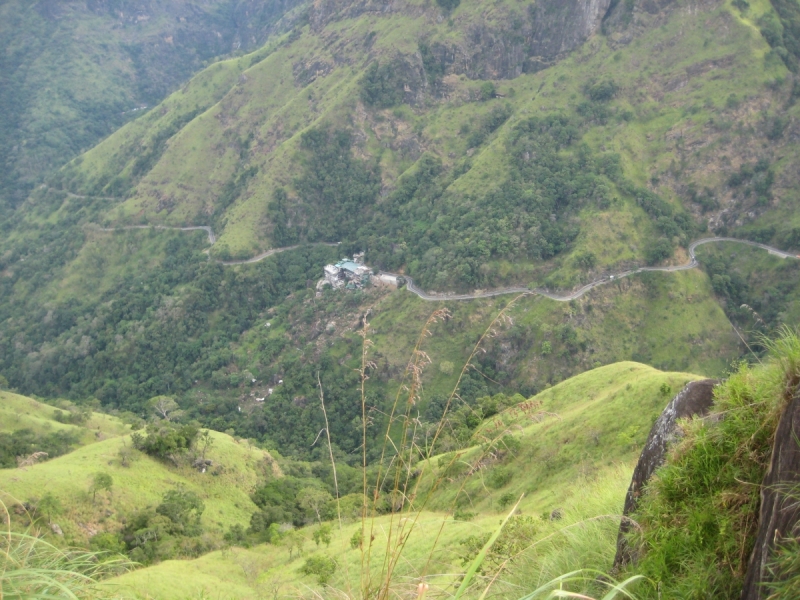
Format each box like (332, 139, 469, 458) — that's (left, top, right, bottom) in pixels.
(488, 466, 513, 489)
(360, 60, 405, 108)
(131, 422, 199, 462)
(301, 555, 337, 585)
(436, 0, 460, 11)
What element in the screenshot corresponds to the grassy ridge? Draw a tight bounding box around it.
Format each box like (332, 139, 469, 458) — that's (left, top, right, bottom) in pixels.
(0, 391, 126, 441)
(101, 362, 701, 599)
(0, 418, 280, 544)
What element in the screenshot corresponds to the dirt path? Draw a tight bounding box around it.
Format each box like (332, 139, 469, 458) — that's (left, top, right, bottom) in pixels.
(90, 225, 797, 302)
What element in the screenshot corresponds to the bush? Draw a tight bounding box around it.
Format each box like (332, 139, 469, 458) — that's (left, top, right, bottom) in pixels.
(301, 555, 337, 585)
(436, 0, 460, 11)
(644, 238, 674, 265)
(0, 429, 80, 468)
(487, 466, 513, 489)
(131, 422, 199, 462)
(360, 60, 405, 109)
(479, 81, 496, 101)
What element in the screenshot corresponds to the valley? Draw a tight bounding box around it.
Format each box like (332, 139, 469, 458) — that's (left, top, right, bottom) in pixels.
(2, 0, 800, 598)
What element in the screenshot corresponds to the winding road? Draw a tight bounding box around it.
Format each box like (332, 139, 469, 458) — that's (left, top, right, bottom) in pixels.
(90, 225, 798, 302)
(388, 237, 798, 302)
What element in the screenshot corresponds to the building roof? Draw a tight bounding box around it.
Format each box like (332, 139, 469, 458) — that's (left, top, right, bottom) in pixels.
(336, 261, 361, 273)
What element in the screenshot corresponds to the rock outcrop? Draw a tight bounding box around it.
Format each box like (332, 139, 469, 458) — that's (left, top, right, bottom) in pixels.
(741, 386, 800, 599)
(613, 378, 718, 570)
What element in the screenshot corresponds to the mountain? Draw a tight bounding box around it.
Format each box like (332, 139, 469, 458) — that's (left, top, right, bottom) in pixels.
(6, 0, 800, 461)
(44, 0, 800, 291)
(0, 0, 305, 210)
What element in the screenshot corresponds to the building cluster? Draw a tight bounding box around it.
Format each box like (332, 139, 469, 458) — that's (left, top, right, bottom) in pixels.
(322, 252, 372, 290)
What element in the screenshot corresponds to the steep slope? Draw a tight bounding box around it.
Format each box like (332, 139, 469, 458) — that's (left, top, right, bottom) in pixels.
(0, 390, 127, 441)
(46, 0, 800, 290)
(0, 424, 280, 545)
(0, 0, 305, 210)
(98, 362, 701, 599)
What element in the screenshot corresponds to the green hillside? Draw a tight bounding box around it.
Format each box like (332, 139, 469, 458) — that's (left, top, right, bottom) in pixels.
(0, 0, 304, 211)
(0, 391, 280, 553)
(0, 390, 126, 440)
(100, 362, 701, 599)
(46, 0, 800, 285)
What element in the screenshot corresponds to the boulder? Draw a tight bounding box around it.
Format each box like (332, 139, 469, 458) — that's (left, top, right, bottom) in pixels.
(741, 387, 800, 599)
(613, 378, 718, 570)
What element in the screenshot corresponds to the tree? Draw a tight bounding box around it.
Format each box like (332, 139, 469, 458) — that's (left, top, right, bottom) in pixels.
(297, 487, 333, 524)
(36, 493, 62, 524)
(156, 487, 205, 535)
(283, 530, 305, 558)
(0, 375, 8, 389)
(90, 472, 113, 502)
(312, 523, 332, 547)
(148, 396, 182, 421)
(300, 555, 337, 585)
(198, 429, 214, 461)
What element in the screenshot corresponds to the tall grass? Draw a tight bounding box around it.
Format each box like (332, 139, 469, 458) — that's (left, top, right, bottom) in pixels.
(618, 328, 800, 598)
(305, 296, 647, 599)
(0, 500, 132, 599)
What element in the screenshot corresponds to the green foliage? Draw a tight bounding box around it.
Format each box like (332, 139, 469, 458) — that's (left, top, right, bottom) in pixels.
(0, 230, 343, 445)
(573, 251, 597, 270)
(487, 466, 512, 489)
(131, 422, 199, 462)
(250, 476, 339, 528)
(465, 103, 513, 147)
(349, 530, 363, 550)
(115, 487, 207, 565)
(479, 81, 496, 101)
(312, 524, 332, 547)
(36, 493, 63, 524)
(584, 80, 618, 102)
(291, 127, 382, 241)
(268, 188, 299, 247)
(155, 488, 205, 535)
(624, 332, 800, 597)
(300, 554, 337, 585)
(726, 158, 774, 205)
(360, 60, 406, 108)
(419, 43, 445, 85)
(759, 2, 800, 72)
(360, 113, 630, 289)
(90, 472, 113, 502)
(0, 428, 80, 468)
(436, 0, 460, 11)
(498, 492, 515, 509)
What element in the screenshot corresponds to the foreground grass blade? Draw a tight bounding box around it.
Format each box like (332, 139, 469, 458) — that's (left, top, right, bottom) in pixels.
(453, 494, 523, 599)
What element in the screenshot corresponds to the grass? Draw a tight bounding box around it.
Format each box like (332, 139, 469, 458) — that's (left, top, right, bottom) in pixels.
(0, 425, 278, 545)
(0, 391, 127, 442)
(98, 359, 700, 599)
(620, 328, 800, 598)
(0, 523, 132, 600)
